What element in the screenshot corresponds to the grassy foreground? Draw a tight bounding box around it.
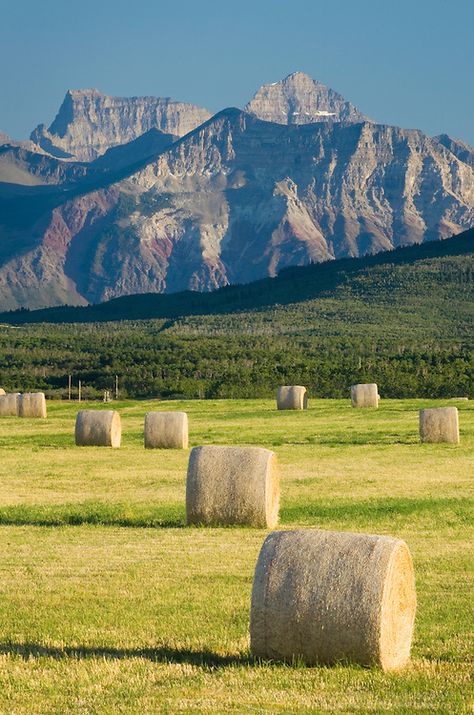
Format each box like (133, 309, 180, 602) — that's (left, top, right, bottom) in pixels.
(0, 398, 472, 714)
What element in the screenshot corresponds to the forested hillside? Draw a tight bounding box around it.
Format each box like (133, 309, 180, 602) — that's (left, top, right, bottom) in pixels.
(0, 231, 472, 399)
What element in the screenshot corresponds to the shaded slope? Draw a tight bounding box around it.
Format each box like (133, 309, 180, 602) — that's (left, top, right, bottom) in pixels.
(1, 226, 471, 325)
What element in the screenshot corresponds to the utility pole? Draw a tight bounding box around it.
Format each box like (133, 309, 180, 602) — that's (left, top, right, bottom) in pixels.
(68, 374, 72, 400)
(115, 375, 119, 400)
(78, 380, 82, 402)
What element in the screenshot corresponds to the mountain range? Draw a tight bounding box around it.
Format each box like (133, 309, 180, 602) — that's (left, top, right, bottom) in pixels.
(0, 71, 473, 310)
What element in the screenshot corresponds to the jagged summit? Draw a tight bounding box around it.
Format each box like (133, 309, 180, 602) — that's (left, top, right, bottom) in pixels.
(245, 71, 369, 125)
(30, 89, 212, 161)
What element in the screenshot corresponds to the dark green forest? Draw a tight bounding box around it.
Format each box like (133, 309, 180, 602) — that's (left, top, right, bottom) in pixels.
(0, 231, 472, 399)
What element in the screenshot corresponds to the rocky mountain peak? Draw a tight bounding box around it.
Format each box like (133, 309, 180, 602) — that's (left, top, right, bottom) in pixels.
(30, 89, 212, 161)
(245, 71, 369, 125)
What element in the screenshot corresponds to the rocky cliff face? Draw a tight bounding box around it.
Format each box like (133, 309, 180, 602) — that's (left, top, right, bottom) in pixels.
(1, 109, 472, 309)
(30, 89, 211, 160)
(434, 134, 474, 168)
(245, 72, 369, 125)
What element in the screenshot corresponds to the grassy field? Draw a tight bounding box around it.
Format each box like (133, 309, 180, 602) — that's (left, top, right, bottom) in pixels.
(0, 398, 472, 713)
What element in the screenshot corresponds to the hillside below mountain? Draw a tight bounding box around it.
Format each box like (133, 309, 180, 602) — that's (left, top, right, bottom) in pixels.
(1, 227, 472, 331)
(0, 228, 472, 401)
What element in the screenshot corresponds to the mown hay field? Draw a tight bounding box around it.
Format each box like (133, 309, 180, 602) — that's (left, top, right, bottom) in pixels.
(0, 398, 472, 714)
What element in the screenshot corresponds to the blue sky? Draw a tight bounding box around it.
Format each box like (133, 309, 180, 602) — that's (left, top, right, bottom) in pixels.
(1, 0, 473, 145)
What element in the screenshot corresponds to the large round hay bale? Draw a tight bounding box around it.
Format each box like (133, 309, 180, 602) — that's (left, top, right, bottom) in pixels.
(0, 393, 20, 416)
(0, 388, 5, 395)
(250, 529, 416, 671)
(75, 410, 121, 448)
(419, 407, 459, 444)
(276, 386, 308, 410)
(144, 411, 188, 449)
(351, 383, 379, 408)
(186, 445, 279, 527)
(18, 392, 47, 418)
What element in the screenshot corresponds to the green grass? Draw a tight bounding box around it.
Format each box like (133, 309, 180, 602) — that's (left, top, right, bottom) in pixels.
(0, 398, 472, 713)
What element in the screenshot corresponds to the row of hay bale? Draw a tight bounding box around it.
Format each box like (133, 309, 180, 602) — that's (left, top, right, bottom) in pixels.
(278, 383, 462, 443)
(75, 403, 463, 448)
(0, 391, 47, 418)
(74, 410, 188, 449)
(276, 383, 380, 409)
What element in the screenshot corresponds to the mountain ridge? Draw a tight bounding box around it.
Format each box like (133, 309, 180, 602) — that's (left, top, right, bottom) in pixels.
(0, 73, 472, 311)
(0, 106, 473, 310)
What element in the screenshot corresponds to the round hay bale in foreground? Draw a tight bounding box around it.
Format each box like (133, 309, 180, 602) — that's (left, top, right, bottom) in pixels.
(419, 406, 459, 444)
(18, 392, 47, 418)
(0, 393, 20, 416)
(276, 386, 308, 410)
(351, 383, 379, 408)
(186, 445, 279, 527)
(250, 529, 416, 671)
(144, 411, 188, 449)
(75, 410, 121, 448)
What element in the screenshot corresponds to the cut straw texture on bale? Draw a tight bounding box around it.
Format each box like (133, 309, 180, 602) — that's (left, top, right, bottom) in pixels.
(250, 529, 416, 671)
(186, 445, 279, 527)
(351, 383, 379, 408)
(18, 392, 47, 418)
(144, 411, 188, 449)
(0, 393, 20, 416)
(75, 410, 121, 448)
(419, 407, 459, 444)
(276, 386, 308, 410)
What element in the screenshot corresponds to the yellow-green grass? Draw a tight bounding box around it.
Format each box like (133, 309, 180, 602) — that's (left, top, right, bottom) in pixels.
(0, 399, 472, 713)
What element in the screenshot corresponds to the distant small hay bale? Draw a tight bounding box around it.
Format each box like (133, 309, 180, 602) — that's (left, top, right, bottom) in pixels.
(276, 386, 308, 410)
(419, 407, 459, 444)
(186, 445, 279, 527)
(448, 397, 468, 401)
(250, 529, 416, 671)
(75, 410, 121, 448)
(0, 388, 5, 395)
(0, 393, 20, 416)
(351, 383, 379, 408)
(18, 392, 47, 418)
(144, 411, 188, 449)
